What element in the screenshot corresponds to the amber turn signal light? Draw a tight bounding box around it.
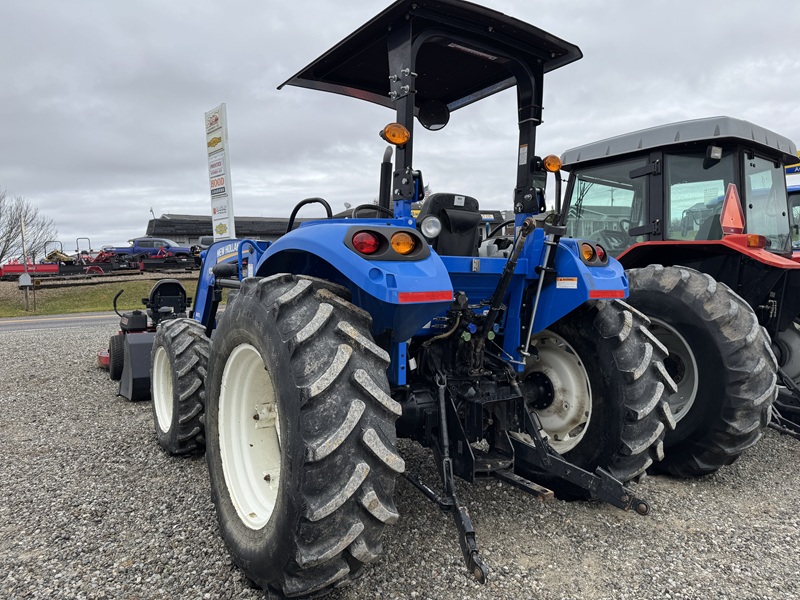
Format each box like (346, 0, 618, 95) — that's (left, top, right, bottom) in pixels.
(391, 231, 416, 255)
(543, 154, 562, 173)
(380, 123, 411, 146)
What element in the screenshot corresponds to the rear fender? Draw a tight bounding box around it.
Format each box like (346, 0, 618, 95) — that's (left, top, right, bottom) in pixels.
(256, 220, 453, 343)
(618, 237, 800, 271)
(618, 238, 800, 333)
(531, 238, 628, 333)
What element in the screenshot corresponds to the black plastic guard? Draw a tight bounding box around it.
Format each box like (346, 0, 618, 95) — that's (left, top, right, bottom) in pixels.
(119, 332, 156, 401)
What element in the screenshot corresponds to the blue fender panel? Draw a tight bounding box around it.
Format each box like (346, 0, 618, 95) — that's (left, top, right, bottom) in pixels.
(256, 221, 454, 341)
(531, 239, 629, 333)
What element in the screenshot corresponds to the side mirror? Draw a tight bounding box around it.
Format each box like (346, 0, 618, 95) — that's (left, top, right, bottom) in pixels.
(418, 100, 450, 131)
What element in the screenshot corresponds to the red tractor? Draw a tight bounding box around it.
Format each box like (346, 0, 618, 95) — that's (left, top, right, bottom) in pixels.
(561, 116, 800, 472)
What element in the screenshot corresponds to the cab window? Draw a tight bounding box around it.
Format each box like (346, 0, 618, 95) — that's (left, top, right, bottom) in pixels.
(664, 151, 735, 241)
(743, 155, 791, 253)
(565, 157, 649, 255)
(789, 190, 800, 249)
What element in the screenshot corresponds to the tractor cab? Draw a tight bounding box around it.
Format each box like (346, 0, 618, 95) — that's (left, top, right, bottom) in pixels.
(280, 0, 581, 228)
(560, 116, 798, 259)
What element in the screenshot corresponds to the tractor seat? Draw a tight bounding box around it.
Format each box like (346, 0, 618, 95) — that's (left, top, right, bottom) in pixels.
(143, 279, 190, 324)
(696, 213, 723, 241)
(417, 193, 482, 257)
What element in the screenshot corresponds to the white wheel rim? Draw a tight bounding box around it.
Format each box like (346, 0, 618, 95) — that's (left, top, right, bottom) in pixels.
(648, 317, 698, 424)
(775, 321, 800, 381)
(526, 332, 591, 453)
(218, 343, 281, 530)
(152, 345, 173, 433)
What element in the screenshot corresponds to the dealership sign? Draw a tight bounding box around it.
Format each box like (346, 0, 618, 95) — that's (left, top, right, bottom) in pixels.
(205, 104, 236, 240)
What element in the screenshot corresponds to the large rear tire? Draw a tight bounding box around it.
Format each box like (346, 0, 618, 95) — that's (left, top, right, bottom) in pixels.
(522, 299, 676, 498)
(150, 318, 210, 455)
(626, 265, 777, 477)
(205, 274, 403, 597)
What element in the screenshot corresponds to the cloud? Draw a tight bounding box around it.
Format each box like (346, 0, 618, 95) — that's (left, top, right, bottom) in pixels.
(1, 0, 798, 246)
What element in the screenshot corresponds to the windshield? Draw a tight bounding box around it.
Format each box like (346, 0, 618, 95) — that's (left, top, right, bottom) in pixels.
(744, 155, 792, 253)
(564, 157, 649, 255)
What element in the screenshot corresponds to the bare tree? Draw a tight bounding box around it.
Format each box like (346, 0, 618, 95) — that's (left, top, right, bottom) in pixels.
(0, 191, 58, 264)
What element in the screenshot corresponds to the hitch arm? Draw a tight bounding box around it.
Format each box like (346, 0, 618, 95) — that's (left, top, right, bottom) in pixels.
(514, 408, 651, 515)
(402, 468, 489, 584)
(777, 366, 800, 402)
(770, 367, 800, 440)
(405, 374, 490, 584)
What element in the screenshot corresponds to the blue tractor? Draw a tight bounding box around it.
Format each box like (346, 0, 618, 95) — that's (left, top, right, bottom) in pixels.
(145, 0, 675, 595)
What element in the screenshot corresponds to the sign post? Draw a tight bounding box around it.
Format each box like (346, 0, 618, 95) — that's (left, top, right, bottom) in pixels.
(205, 104, 236, 241)
(20, 217, 31, 311)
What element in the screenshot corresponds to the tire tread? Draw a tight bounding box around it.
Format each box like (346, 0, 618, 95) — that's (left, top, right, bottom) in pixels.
(628, 264, 776, 477)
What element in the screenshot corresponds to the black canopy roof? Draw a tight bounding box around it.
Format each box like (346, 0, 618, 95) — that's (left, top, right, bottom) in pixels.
(279, 0, 581, 112)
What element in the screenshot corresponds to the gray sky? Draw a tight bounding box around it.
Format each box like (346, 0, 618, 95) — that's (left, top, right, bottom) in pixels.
(3, 0, 799, 249)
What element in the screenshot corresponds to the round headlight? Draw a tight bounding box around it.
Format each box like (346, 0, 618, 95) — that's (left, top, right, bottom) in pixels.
(420, 215, 442, 239)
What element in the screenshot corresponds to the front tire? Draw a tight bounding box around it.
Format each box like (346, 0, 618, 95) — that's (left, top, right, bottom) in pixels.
(627, 265, 777, 477)
(205, 274, 403, 597)
(523, 299, 676, 497)
(150, 318, 210, 455)
(108, 334, 125, 381)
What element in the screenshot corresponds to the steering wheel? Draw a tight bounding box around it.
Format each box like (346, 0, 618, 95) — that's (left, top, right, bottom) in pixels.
(618, 218, 631, 234)
(486, 219, 515, 240)
(595, 229, 630, 253)
(351, 204, 395, 218)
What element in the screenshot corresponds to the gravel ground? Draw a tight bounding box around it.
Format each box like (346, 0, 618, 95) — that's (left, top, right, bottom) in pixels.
(1, 323, 799, 599)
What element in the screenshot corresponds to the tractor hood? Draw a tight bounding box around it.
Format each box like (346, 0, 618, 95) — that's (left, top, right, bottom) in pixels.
(279, 0, 582, 112)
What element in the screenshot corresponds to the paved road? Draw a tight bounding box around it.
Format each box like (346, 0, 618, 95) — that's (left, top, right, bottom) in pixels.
(0, 311, 119, 333)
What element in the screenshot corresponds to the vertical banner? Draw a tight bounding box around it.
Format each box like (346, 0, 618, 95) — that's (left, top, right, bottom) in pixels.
(205, 103, 236, 240)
